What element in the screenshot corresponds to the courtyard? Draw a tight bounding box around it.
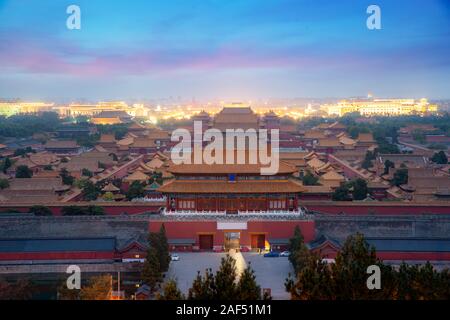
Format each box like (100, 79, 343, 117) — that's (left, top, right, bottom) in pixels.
(165, 251, 293, 300)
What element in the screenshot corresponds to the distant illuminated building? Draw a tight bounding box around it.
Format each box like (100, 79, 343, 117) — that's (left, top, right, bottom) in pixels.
(0, 102, 54, 117)
(322, 98, 437, 117)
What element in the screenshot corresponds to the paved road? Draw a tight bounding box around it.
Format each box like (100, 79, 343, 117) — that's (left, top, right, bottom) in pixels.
(166, 251, 292, 300)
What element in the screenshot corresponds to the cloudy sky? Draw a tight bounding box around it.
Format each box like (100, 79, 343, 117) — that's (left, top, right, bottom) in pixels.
(0, 0, 449, 100)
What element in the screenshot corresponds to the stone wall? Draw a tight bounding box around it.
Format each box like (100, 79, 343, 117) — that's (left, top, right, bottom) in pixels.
(315, 215, 450, 241)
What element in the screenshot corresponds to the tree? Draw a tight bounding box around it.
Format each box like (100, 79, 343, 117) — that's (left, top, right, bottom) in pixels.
(141, 247, 162, 291)
(285, 252, 334, 300)
(236, 264, 261, 300)
(214, 255, 238, 300)
(80, 275, 111, 300)
(157, 279, 185, 300)
(430, 151, 448, 164)
(0, 178, 9, 189)
(392, 168, 408, 186)
(383, 160, 395, 175)
(81, 180, 100, 201)
(103, 191, 115, 201)
(301, 170, 319, 186)
(288, 225, 310, 273)
(156, 224, 171, 272)
(29, 205, 52, 216)
(57, 280, 80, 300)
(1, 157, 12, 173)
(350, 178, 368, 201)
(15, 165, 32, 178)
(59, 168, 74, 185)
(86, 205, 104, 215)
(126, 181, 145, 200)
(0, 278, 33, 300)
(188, 269, 216, 300)
(81, 168, 93, 177)
(361, 151, 375, 169)
(331, 233, 382, 300)
(332, 184, 351, 201)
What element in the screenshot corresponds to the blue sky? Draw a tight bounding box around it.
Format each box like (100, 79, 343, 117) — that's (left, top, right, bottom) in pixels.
(0, 0, 449, 100)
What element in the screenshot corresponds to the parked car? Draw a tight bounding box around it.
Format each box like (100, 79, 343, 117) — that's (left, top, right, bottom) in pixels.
(279, 251, 290, 257)
(263, 251, 280, 257)
(170, 254, 180, 261)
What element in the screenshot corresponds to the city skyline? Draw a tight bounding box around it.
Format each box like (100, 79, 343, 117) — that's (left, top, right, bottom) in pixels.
(0, 0, 449, 100)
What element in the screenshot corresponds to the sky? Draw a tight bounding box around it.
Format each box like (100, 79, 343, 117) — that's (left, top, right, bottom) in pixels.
(0, 0, 449, 101)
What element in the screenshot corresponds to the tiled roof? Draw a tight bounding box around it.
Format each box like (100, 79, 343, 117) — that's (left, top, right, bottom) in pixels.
(45, 140, 80, 149)
(307, 158, 326, 169)
(0, 237, 116, 253)
(167, 161, 296, 175)
(158, 179, 305, 193)
(131, 137, 156, 148)
(357, 133, 375, 143)
(317, 138, 342, 147)
(366, 237, 450, 253)
(124, 171, 150, 182)
(320, 171, 345, 181)
(99, 134, 116, 143)
(7, 177, 63, 191)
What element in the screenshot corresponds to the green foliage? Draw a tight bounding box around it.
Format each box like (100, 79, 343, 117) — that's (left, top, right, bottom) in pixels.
(286, 232, 450, 300)
(361, 151, 375, 169)
(29, 205, 52, 216)
(0, 112, 61, 138)
(332, 184, 351, 201)
(214, 255, 238, 300)
(59, 168, 74, 185)
(61, 205, 104, 216)
(350, 178, 368, 201)
(13, 147, 35, 157)
(0, 278, 33, 300)
(0, 178, 9, 189)
(0, 157, 12, 173)
(383, 160, 395, 175)
(141, 247, 162, 291)
(96, 123, 129, 140)
(81, 180, 101, 201)
(80, 275, 111, 300)
(126, 181, 145, 200)
(157, 279, 185, 300)
(392, 168, 408, 186)
(430, 151, 448, 164)
(301, 170, 319, 186)
(81, 168, 93, 177)
(15, 165, 33, 178)
(288, 226, 308, 272)
(188, 255, 265, 300)
(103, 191, 115, 201)
(188, 269, 216, 300)
(236, 264, 261, 300)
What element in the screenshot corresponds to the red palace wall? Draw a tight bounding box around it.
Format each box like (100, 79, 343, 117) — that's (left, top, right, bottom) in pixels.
(0, 251, 115, 261)
(149, 220, 315, 251)
(2, 202, 449, 216)
(303, 202, 450, 215)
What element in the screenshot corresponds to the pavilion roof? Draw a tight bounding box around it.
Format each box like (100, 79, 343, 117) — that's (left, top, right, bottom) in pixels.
(158, 179, 305, 194)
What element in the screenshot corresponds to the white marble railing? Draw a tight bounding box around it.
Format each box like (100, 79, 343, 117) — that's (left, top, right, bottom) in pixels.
(238, 209, 305, 215)
(131, 197, 167, 202)
(161, 208, 305, 216)
(162, 209, 226, 215)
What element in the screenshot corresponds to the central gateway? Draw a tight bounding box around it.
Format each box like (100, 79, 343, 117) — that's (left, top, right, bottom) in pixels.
(224, 232, 240, 250)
